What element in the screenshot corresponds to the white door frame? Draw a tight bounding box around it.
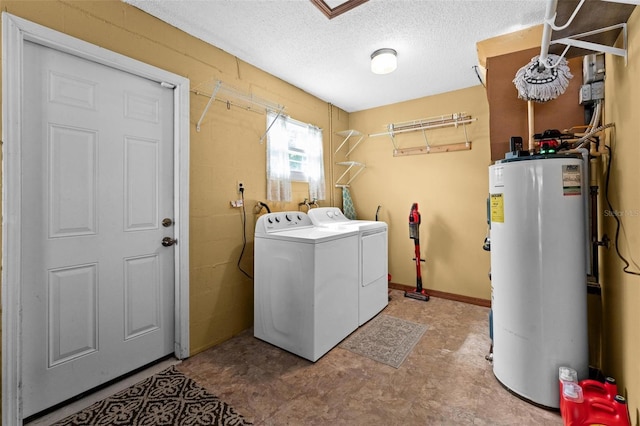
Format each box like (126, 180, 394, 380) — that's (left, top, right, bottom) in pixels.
(1, 13, 190, 425)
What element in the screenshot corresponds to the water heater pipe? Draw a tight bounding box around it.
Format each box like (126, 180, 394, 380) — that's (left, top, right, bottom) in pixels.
(579, 148, 592, 277)
(565, 147, 592, 276)
(527, 101, 535, 152)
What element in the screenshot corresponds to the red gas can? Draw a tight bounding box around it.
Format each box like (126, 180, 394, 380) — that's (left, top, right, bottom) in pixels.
(581, 377, 618, 402)
(581, 395, 630, 426)
(561, 379, 630, 426)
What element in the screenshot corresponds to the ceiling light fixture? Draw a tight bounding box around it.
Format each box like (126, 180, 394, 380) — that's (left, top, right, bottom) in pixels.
(371, 48, 397, 75)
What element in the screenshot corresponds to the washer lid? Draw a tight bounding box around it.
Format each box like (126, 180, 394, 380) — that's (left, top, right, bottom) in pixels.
(256, 225, 358, 243)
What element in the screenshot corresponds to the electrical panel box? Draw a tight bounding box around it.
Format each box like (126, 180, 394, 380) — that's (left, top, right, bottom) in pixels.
(591, 81, 605, 101)
(579, 84, 592, 105)
(583, 53, 605, 84)
(579, 53, 605, 105)
(579, 83, 604, 105)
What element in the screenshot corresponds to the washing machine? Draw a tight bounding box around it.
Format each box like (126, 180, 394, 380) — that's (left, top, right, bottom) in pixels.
(308, 207, 388, 325)
(254, 211, 359, 362)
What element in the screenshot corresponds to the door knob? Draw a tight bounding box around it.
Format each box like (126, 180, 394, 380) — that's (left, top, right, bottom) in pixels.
(162, 237, 177, 247)
(162, 218, 173, 227)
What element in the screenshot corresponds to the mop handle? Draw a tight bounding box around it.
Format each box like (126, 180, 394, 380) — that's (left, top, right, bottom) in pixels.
(538, 0, 558, 66)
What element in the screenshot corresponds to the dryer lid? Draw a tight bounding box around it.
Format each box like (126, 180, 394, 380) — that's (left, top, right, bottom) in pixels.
(308, 207, 387, 231)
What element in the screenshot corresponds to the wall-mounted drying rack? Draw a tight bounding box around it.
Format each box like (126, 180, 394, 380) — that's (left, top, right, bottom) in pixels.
(335, 161, 365, 187)
(333, 129, 367, 187)
(192, 79, 285, 142)
(369, 113, 476, 157)
(334, 129, 366, 157)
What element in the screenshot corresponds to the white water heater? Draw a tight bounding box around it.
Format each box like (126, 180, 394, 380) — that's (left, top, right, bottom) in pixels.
(489, 155, 589, 409)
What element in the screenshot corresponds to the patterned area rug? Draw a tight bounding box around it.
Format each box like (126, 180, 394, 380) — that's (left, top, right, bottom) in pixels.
(53, 366, 252, 426)
(340, 314, 427, 368)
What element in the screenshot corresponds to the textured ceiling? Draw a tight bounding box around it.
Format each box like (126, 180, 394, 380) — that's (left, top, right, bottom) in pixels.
(124, 0, 553, 112)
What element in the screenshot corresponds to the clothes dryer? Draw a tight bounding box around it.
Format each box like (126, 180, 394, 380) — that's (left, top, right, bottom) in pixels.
(308, 207, 388, 325)
(254, 211, 359, 361)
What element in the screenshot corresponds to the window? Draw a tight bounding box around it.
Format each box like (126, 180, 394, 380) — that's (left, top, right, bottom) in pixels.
(266, 111, 325, 202)
(285, 120, 311, 182)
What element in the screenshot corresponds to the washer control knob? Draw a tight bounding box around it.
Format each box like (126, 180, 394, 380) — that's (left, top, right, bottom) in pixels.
(267, 217, 273, 224)
(297, 214, 303, 221)
(274, 216, 280, 223)
(285, 214, 292, 221)
(327, 211, 334, 218)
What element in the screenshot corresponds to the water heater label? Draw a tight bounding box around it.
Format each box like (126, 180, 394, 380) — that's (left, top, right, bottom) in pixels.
(562, 164, 582, 196)
(490, 193, 504, 223)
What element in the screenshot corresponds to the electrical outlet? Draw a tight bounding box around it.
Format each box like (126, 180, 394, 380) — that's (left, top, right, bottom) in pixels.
(237, 181, 245, 193)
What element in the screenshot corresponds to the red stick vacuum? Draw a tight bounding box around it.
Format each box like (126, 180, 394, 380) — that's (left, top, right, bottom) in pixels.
(405, 203, 429, 301)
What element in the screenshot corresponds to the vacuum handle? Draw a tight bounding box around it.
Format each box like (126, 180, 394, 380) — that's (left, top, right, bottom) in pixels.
(409, 203, 421, 240)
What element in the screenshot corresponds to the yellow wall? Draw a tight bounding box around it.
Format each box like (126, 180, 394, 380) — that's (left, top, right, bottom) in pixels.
(349, 86, 492, 300)
(0, 0, 348, 357)
(601, 6, 640, 422)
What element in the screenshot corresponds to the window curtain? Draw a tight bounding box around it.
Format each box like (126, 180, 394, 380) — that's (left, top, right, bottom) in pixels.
(305, 125, 326, 201)
(266, 111, 292, 202)
(265, 111, 325, 202)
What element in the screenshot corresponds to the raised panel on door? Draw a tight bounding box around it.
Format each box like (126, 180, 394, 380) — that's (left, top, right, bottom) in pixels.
(124, 136, 159, 231)
(48, 263, 98, 366)
(48, 70, 97, 111)
(124, 255, 161, 340)
(48, 124, 98, 238)
(124, 90, 160, 123)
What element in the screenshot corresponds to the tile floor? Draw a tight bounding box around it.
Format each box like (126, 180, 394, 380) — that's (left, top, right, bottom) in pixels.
(29, 289, 563, 425)
(178, 290, 563, 425)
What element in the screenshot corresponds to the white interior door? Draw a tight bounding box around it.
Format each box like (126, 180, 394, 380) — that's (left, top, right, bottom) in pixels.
(20, 40, 176, 417)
